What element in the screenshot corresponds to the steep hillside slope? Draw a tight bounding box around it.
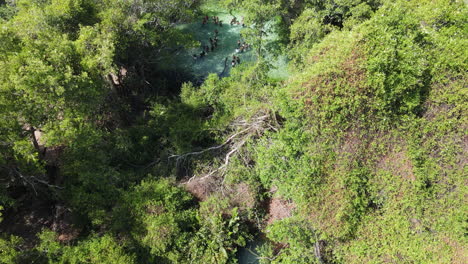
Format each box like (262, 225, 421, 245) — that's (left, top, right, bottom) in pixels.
(254, 0, 467, 262)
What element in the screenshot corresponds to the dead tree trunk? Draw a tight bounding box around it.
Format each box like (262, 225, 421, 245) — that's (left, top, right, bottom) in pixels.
(29, 126, 45, 160)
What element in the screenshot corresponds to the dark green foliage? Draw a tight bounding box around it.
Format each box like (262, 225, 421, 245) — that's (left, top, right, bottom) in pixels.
(0, 1, 16, 21)
(115, 179, 197, 263)
(188, 197, 251, 264)
(264, 217, 320, 264)
(0, 235, 21, 264)
(37, 230, 137, 264)
(340, 166, 371, 237)
(288, 0, 382, 66)
(364, 2, 432, 116)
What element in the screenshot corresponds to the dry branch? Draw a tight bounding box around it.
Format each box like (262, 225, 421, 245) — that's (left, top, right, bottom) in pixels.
(176, 110, 278, 184)
(12, 168, 64, 195)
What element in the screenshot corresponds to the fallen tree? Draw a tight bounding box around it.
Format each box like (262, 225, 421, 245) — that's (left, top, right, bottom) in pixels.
(170, 109, 279, 185)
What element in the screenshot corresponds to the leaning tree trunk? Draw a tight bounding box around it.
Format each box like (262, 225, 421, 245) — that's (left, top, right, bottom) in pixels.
(29, 126, 44, 160)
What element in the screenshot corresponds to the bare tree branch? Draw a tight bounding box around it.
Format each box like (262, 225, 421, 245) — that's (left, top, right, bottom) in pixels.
(177, 110, 278, 185)
(12, 168, 64, 196)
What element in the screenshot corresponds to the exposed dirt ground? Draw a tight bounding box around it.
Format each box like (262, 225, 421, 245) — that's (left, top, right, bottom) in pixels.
(266, 187, 295, 225)
(184, 175, 256, 211)
(0, 197, 78, 248)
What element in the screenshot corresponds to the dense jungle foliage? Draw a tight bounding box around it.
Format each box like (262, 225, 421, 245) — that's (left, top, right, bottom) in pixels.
(0, 0, 466, 263)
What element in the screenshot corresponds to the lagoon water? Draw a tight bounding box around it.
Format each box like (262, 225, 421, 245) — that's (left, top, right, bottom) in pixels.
(174, 10, 256, 80)
(164, 4, 289, 83)
(237, 239, 263, 264)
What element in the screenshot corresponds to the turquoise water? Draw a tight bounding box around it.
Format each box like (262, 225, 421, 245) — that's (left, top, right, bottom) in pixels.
(165, 7, 289, 82)
(173, 10, 256, 80)
(238, 239, 263, 264)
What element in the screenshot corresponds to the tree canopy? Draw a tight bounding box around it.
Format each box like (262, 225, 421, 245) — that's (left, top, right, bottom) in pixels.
(0, 0, 466, 263)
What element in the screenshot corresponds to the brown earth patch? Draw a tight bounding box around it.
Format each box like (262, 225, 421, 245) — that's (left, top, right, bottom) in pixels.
(441, 236, 468, 264)
(307, 178, 346, 236)
(422, 103, 455, 121)
(57, 228, 80, 243)
(341, 49, 367, 91)
(266, 196, 296, 225)
(422, 76, 467, 172)
(336, 128, 364, 165)
(302, 48, 367, 95)
(184, 176, 220, 201)
(458, 134, 468, 169)
(377, 145, 415, 181)
(184, 177, 256, 211)
(298, 47, 369, 128)
(228, 182, 256, 211)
